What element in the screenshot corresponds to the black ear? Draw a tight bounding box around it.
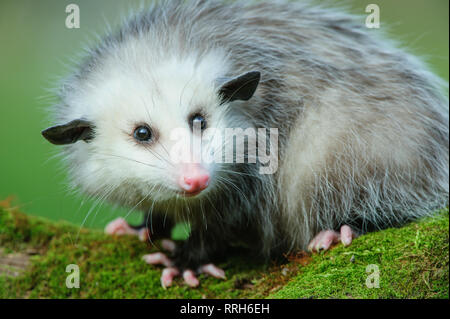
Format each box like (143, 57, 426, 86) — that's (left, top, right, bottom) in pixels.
(42, 119, 94, 145)
(218, 71, 261, 103)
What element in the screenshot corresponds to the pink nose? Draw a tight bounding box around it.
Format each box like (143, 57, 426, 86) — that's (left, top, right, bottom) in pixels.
(178, 164, 210, 195)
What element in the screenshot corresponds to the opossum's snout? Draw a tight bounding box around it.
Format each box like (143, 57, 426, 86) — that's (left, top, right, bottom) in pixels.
(177, 163, 210, 196)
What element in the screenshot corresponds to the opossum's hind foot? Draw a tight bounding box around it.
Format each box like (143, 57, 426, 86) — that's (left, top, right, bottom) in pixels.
(308, 225, 356, 252)
(142, 240, 226, 288)
(104, 218, 149, 242)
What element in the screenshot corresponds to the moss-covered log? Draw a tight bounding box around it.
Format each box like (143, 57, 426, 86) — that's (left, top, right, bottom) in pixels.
(0, 200, 448, 299)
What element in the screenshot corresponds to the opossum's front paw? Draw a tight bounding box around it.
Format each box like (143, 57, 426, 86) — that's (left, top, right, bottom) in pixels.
(308, 225, 356, 252)
(104, 218, 150, 242)
(142, 240, 226, 288)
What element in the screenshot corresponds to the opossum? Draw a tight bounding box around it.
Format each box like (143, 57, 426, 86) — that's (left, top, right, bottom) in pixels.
(42, 0, 449, 287)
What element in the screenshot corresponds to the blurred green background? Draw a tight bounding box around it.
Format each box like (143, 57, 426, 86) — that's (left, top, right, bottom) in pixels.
(0, 0, 448, 230)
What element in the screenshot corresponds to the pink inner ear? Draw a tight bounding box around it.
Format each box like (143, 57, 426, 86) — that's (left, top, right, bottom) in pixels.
(178, 164, 210, 194)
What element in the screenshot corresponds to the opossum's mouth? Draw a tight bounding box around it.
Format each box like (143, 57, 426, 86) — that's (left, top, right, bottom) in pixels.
(177, 189, 204, 198)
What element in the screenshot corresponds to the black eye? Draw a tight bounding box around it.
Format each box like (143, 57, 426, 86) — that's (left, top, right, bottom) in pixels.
(133, 126, 152, 142)
(190, 114, 207, 131)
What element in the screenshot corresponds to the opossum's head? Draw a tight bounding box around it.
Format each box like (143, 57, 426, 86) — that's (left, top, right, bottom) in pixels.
(42, 51, 260, 207)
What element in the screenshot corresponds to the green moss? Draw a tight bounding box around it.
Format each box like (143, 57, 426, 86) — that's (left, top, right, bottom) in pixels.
(270, 208, 449, 299)
(0, 205, 268, 298)
(0, 204, 448, 299)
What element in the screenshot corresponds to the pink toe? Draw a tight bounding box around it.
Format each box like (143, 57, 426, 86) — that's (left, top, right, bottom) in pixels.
(340, 225, 353, 246)
(142, 252, 173, 267)
(183, 270, 200, 287)
(308, 231, 325, 251)
(309, 230, 342, 252)
(319, 231, 339, 250)
(199, 264, 226, 279)
(138, 228, 150, 242)
(105, 218, 125, 234)
(161, 267, 179, 288)
(161, 239, 176, 252)
(105, 218, 139, 236)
